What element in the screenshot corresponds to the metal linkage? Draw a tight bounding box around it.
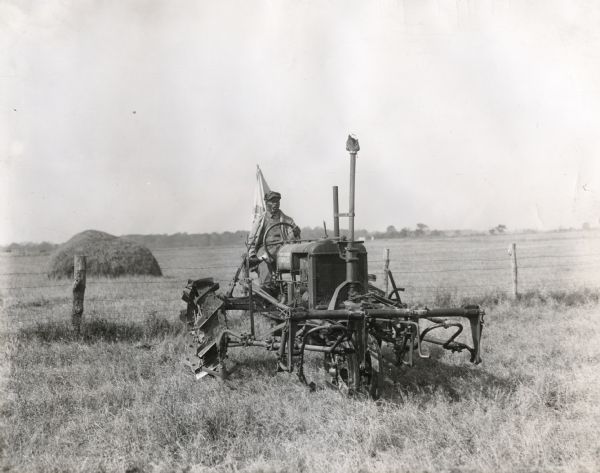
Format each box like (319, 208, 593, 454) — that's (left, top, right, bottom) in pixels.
(296, 323, 351, 388)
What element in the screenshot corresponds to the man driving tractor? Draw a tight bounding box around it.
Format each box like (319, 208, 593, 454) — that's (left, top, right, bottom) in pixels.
(247, 190, 301, 291)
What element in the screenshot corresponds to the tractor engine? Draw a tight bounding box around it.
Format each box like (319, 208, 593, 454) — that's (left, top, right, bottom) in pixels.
(275, 240, 369, 309)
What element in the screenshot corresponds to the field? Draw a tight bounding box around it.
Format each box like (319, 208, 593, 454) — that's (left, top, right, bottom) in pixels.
(1, 230, 600, 472)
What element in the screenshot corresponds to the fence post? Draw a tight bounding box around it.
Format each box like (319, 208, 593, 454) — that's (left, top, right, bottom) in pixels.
(244, 256, 255, 338)
(383, 248, 390, 296)
(509, 243, 518, 299)
(72, 255, 86, 334)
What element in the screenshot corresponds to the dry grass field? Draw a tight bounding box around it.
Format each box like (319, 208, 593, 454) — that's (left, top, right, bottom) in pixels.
(1, 230, 599, 472)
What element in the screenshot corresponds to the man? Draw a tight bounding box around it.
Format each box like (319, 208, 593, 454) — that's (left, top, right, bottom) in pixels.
(247, 190, 301, 290)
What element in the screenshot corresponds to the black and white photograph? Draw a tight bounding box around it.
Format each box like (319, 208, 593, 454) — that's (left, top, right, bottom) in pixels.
(1, 1, 599, 472)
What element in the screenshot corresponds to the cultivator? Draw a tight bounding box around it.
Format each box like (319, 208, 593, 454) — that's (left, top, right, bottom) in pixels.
(179, 135, 484, 397)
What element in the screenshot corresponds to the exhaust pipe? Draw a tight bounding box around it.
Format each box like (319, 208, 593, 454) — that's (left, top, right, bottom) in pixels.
(346, 135, 360, 286)
(332, 186, 340, 238)
(327, 135, 361, 309)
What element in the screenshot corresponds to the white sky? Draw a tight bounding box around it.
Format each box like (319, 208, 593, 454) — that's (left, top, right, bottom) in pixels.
(1, 0, 600, 244)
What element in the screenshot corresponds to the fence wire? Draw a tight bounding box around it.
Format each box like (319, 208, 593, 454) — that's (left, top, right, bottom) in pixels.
(2, 241, 600, 332)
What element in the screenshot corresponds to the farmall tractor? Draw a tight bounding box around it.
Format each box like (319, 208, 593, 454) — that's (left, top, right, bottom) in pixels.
(180, 136, 484, 398)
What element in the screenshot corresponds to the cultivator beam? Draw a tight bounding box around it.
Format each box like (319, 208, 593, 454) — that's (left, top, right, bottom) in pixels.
(290, 305, 484, 365)
(181, 278, 484, 383)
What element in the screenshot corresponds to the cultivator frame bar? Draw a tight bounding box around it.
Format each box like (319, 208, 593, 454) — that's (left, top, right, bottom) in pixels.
(180, 272, 484, 396)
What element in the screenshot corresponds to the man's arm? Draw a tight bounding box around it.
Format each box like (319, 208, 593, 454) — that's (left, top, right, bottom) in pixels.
(281, 213, 301, 238)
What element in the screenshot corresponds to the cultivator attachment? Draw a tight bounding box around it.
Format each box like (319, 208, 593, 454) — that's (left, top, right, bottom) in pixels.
(387, 306, 484, 367)
(181, 278, 228, 379)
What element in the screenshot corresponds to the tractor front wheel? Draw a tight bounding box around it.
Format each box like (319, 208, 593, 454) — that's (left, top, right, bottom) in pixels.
(325, 334, 383, 399)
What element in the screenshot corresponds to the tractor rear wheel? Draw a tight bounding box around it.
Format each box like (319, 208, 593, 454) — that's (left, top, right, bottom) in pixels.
(181, 279, 228, 379)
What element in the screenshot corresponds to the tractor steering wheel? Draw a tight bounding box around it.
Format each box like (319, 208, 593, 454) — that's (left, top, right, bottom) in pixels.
(262, 222, 298, 262)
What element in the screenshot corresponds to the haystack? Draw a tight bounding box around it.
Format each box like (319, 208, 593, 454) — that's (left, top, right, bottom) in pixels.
(47, 230, 162, 279)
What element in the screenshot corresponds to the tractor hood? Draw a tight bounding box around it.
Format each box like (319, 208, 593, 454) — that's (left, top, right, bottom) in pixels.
(277, 239, 367, 271)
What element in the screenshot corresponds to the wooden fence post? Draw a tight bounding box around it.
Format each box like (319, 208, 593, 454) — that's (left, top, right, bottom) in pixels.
(244, 256, 255, 338)
(383, 248, 390, 296)
(72, 255, 86, 334)
(509, 243, 518, 299)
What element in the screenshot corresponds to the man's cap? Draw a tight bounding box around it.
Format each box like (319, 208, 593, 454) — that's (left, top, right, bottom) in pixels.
(265, 191, 281, 202)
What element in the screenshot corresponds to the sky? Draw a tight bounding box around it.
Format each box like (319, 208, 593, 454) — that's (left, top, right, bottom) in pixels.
(1, 0, 600, 244)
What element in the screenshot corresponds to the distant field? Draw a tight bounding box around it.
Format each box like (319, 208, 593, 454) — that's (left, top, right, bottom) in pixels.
(1, 229, 599, 330)
(1, 230, 599, 472)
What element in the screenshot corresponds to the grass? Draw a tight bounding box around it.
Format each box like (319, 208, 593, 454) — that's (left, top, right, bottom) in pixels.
(1, 230, 599, 471)
(1, 296, 599, 472)
(432, 286, 600, 308)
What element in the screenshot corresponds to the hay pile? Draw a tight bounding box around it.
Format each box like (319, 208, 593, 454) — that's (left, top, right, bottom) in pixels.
(47, 230, 162, 279)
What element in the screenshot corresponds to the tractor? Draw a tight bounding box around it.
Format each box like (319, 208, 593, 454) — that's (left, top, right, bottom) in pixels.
(180, 135, 484, 398)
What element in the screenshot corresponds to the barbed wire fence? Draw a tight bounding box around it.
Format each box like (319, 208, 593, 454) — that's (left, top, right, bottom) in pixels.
(1, 242, 600, 333)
